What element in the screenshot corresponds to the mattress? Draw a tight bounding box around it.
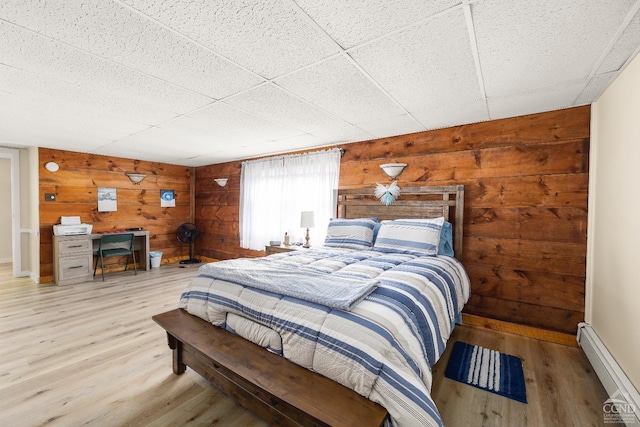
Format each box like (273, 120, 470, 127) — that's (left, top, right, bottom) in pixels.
(179, 247, 470, 427)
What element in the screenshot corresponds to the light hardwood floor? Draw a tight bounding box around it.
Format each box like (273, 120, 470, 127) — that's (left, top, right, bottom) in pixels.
(0, 263, 616, 427)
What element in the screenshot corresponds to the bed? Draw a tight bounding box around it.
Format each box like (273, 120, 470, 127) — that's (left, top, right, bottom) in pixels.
(154, 185, 469, 427)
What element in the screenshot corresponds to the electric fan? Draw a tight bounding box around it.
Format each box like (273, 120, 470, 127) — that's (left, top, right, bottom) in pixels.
(177, 223, 201, 264)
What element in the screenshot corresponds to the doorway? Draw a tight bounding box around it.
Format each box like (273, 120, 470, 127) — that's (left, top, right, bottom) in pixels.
(0, 147, 23, 277)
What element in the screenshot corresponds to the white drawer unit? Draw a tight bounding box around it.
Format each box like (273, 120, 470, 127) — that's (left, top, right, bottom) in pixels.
(53, 235, 94, 285)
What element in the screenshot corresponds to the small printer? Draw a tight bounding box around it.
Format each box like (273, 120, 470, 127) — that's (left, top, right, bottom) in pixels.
(53, 216, 93, 236)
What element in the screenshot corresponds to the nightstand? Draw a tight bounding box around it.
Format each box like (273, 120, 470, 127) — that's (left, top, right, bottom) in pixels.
(265, 245, 298, 256)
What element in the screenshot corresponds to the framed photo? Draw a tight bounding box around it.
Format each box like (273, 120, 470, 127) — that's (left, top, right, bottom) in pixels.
(97, 187, 117, 212)
(160, 189, 175, 207)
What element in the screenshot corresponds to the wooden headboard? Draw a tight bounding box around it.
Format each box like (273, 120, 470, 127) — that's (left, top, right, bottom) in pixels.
(337, 185, 465, 258)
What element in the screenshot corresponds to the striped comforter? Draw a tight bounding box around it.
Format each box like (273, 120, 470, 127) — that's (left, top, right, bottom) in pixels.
(179, 247, 470, 427)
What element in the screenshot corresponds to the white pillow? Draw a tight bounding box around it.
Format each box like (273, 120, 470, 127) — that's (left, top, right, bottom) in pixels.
(324, 218, 377, 250)
(373, 217, 444, 256)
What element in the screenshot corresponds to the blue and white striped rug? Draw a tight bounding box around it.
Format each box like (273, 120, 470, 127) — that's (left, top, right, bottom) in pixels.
(444, 341, 527, 403)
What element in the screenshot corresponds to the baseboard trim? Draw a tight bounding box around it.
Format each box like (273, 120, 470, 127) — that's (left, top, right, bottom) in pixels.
(461, 313, 578, 347)
(577, 322, 640, 425)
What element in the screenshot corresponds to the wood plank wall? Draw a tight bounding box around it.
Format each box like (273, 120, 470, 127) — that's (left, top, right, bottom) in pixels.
(39, 148, 194, 282)
(197, 106, 590, 334)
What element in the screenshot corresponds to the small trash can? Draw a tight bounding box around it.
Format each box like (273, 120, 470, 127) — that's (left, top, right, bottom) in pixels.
(149, 251, 162, 268)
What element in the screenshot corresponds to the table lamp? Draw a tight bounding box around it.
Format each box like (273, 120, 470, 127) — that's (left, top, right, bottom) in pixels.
(300, 211, 315, 248)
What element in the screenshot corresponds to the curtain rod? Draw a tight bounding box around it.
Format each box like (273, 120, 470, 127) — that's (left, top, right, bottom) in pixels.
(241, 147, 343, 166)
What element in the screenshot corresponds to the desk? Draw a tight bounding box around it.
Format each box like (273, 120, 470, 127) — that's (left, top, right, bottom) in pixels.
(90, 231, 150, 271)
(53, 231, 150, 286)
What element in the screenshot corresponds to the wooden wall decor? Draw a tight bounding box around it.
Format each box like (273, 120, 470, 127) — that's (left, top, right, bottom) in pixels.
(39, 148, 193, 282)
(194, 106, 590, 335)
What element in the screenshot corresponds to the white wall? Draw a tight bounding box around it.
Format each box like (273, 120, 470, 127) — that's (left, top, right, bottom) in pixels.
(587, 53, 640, 391)
(26, 147, 40, 282)
(0, 159, 11, 262)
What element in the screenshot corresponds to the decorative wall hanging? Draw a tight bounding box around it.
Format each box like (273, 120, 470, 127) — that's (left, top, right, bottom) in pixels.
(160, 189, 175, 207)
(97, 187, 117, 212)
(375, 181, 401, 206)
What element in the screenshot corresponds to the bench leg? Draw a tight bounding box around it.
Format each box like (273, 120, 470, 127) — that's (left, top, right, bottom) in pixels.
(166, 333, 186, 374)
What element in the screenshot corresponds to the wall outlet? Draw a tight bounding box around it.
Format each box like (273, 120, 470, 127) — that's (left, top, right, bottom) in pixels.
(44, 193, 56, 202)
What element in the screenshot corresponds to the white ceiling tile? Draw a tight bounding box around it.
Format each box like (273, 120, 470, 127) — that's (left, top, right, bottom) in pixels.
(121, 0, 340, 79)
(207, 133, 343, 165)
(308, 123, 374, 145)
(0, 0, 263, 98)
(1, 1, 639, 165)
(191, 102, 305, 141)
(0, 66, 184, 126)
(0, 22, 213, 115)
(224, 135, 334, 161)
(597, 10, 640, 74)
(172, 157, 216, 167)
(0, 108, 130, 152)
(351, 7, 481, 114)
(96, 141, 199, 165)
(0, 66, 156, 141)
(275, 55, 405, 124)
(414, 99, 490, 130)
(355, 115, 424, 139)
(102, 124, 221, 157)
(262, 134, 335, 153)
(576, 73, 619, 104)
(474, 0, 636, 97)
(106, 101, 308, 159)
(487, 80, 588, 120)
(153, 112, 259, 146)
(224, 84, 349, 134)
(0, 94, 143, 151)
(295, 0, 460, 48)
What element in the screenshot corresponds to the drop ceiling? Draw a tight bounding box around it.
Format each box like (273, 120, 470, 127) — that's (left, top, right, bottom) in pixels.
(1, 0, 639, 167)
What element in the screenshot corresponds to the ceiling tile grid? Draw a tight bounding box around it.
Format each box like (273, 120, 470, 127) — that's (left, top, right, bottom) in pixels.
(222, 83, 351, 134)
(274, 55, 406, 125)
(293, 0, 460, 49)
(0, 21, 213, 117)
(0, 65, 162, 136)
(0, 0, 638, 165)
(355, 114, 425, 140)
(576, 73, 619, 105)
(596, 6, 640, 74)
(0, 0, 263, 98)
(487, 79, 590, 120)
(349, 7, 484, 127)
(119, 0, 341, 79)
(413, 98, 490, 131)
(472, 0, 637, 98)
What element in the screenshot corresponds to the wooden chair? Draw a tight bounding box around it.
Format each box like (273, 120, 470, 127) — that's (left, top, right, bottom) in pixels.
(93, 233, 137, 281)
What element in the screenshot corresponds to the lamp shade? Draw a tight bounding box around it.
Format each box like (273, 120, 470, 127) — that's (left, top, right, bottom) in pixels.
(300, 211, 315, 228)
(380, 163, 407, 179)
(125, 173, 146, 184)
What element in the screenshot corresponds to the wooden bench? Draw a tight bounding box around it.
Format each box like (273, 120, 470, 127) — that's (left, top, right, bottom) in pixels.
(152, 309, 388, 427)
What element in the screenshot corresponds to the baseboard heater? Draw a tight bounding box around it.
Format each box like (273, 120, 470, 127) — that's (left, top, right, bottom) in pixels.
(577, 322, 640, 425)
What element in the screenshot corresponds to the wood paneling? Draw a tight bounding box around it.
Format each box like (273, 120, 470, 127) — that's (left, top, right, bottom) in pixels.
(193, 106, 590, 334)
(39, 148, 194, 281)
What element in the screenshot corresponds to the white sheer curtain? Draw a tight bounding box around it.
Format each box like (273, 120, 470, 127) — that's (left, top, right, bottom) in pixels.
(240, 148, 341, 251)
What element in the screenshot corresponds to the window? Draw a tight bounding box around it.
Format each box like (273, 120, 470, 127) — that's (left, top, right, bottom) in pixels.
(240, 149, 341, 251)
